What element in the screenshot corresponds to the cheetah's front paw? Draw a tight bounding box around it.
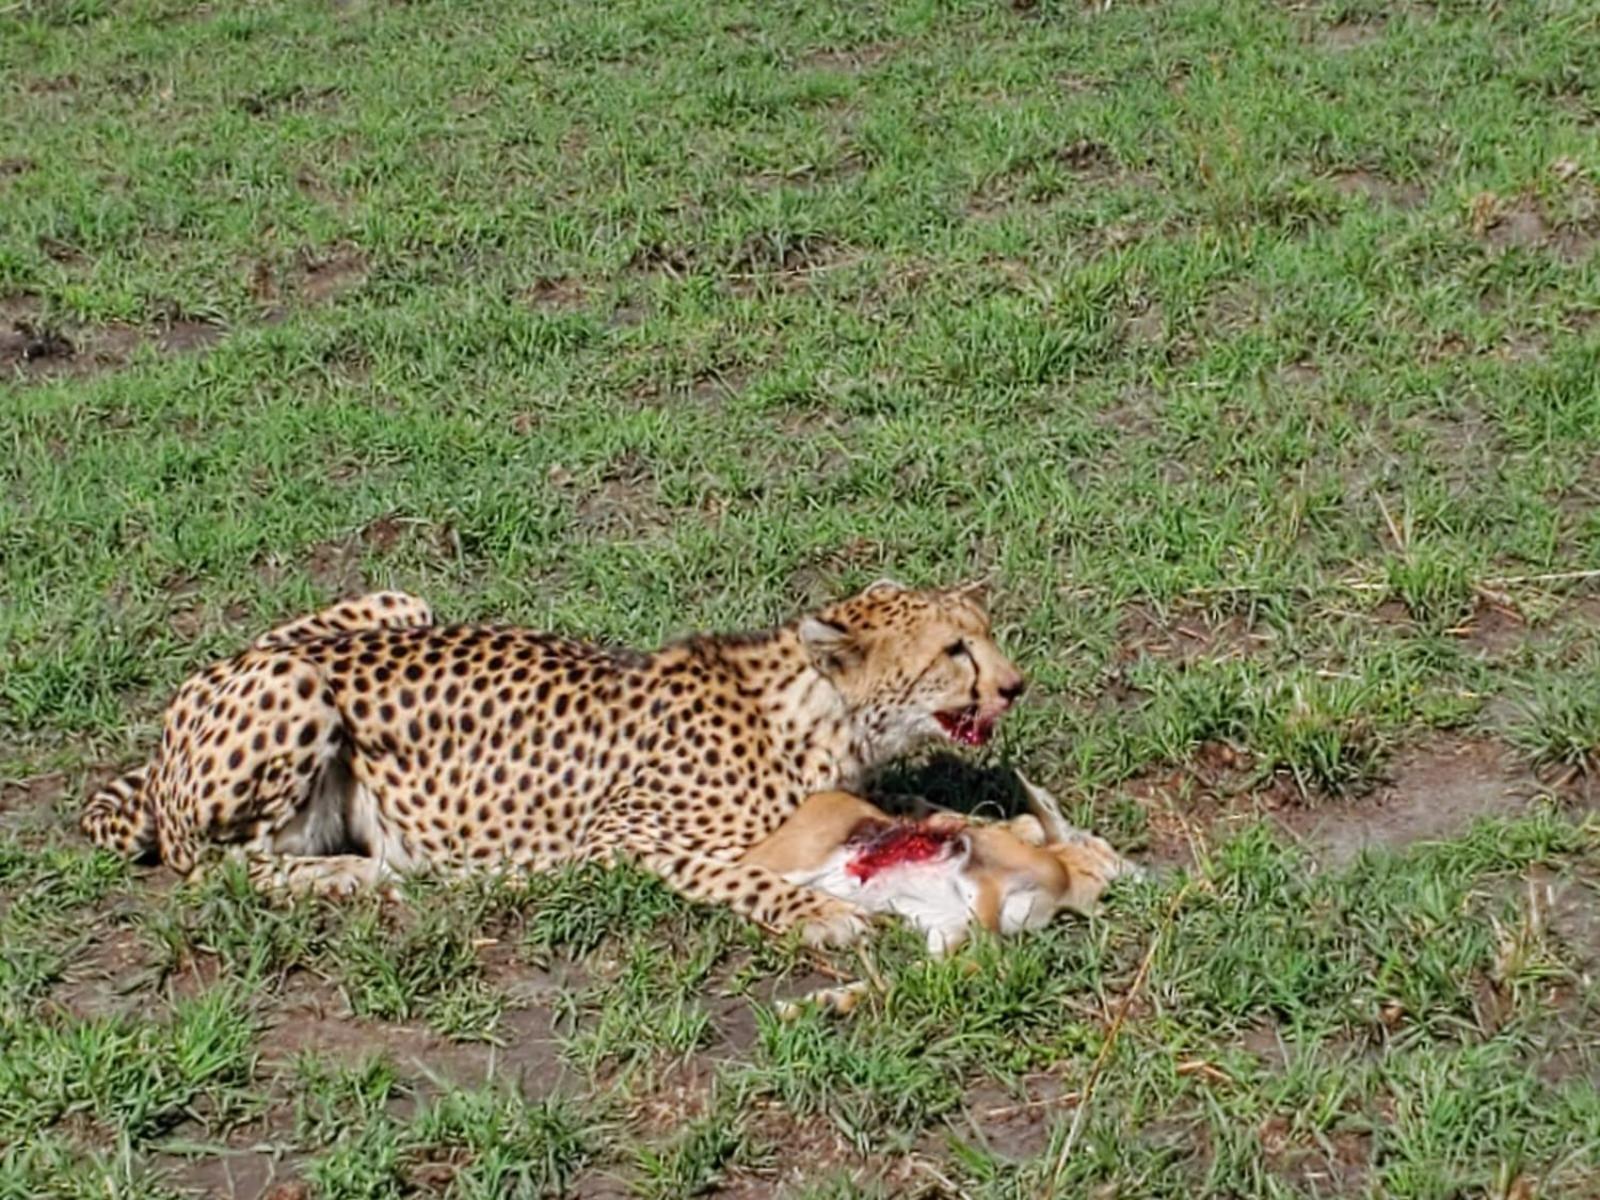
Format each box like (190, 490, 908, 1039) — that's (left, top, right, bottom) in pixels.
(798, 898, 872, 948)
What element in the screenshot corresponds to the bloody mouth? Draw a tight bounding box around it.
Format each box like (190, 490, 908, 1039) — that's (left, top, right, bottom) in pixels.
(934, 706, 995, 746)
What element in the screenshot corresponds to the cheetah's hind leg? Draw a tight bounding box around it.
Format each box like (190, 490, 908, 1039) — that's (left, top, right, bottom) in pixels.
(251, 590, 434, 649)
(82, 592, 433, 861)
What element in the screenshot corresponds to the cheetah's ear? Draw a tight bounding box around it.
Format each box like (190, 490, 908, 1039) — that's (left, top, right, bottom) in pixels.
(864, 577, 906, 596)
(798, 616, 862, 675)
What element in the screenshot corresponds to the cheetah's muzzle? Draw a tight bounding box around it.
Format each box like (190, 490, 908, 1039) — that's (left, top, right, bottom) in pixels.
(934, 706, 995, 746)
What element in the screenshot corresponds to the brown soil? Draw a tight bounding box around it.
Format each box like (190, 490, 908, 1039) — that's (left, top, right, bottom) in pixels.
(158, 1148, 303, 1200)
(159, 319, 226, 354)
(727, 235, 854, 295)
(521, 275, 588, 311)
(2, 294, 223, 382)
(1474, 195, 1598, 263)
(48, 923, 154, 1022)
(785, 535, 880, 609)
(959, 1073, 1075, 1160)
(1258, 1114, 1372, 1195)
(1116, 604, 1266, 664)
(1121, 298, 1166, 344)
(254, 514, 459, 596)
(569, 454, 673, 538)
(1452, 598, 1530, 656)
(0, 768, 70, 819)
(1316, 21, 1384, 50)
(1272, 739, 1537, 867)
(265, 982, 573, 1099)
(968, 143, 1161, 218)
(298, 246, 369, 304)
(294, 166, 350, 212)
(1126, 735, 1584, 872)
(797, 43, 896, 72)
(1328, 169, 1426, 210)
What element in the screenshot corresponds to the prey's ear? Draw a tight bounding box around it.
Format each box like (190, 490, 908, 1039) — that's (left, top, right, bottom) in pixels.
(945, 578, 990, 609)
(798, 616, 862, 675)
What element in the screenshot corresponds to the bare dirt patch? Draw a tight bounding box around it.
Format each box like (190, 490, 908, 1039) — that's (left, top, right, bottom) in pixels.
(1121, 298, 1166, 345)
(48, 924, 154, 1021)
(721, 1107, 880, 1196)
(158, 319, 226, 354)
(157, 1146, 302, 1200)
(520, 275, 588, 311)
(559, 453, 674, 538)
(300, 537, 365, 597)
(968, 142, 1160, 218)
(607, 295, 649, 329)
(1315, 21, 1384, 51)
(1482, 196, 1550, 251)
(628, 240, 698, 282)
(797, 43, 896, 72)
(1329, 169, 1426, 210)
(1124, 737, 1573, 872)
(0, 763, 110, 844)
(265, 980, 573, 1098)
(294, 165, 350, 212)
(1090, 384, 1164, 444)
(785, 535, 880, 609)
(1258, 1115, 1372, 1196)
(1492, 330, 1548, 363)
(1053, 137, 1118, 177)
(0, 768, 70, 820)
(1471, 193, 1598, 263)
(2, 294, 222, 382)
(960, 1073, 1074, 1160)
(253, 514, 457, 596)
(1117, 604, 1267, 664)
(1275, 360, 1322, 389)
(297, 246, 369, 304)
(743, 148, 867, 193)
(726, 234, 856, 296)
(1451, 598, 1529, 656)
(1276, 739, 1552, 869)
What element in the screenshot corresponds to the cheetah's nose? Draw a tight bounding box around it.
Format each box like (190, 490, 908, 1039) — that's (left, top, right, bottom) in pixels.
(999, 674, 1026, 705)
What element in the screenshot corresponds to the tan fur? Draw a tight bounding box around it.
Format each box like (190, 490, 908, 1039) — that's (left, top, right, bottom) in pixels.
(743, 781, 1135, 955)
(80, 582, 1023, 947)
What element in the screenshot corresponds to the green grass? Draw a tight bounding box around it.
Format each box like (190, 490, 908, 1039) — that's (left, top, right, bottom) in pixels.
(4, 0, 1600, 1194)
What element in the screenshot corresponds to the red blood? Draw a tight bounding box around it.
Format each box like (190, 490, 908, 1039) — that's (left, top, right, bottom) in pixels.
(845, 821, 962, 882)
(934, 708, 995, 746)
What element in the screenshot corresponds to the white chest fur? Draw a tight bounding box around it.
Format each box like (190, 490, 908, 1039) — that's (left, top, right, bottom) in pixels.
(782, 841, 981, 955)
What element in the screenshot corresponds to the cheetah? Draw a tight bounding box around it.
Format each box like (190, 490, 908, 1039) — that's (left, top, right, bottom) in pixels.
(80, 581, 1025, 945)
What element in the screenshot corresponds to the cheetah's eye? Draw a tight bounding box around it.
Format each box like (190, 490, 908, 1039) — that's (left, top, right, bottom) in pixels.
(944, 641, 968, 659)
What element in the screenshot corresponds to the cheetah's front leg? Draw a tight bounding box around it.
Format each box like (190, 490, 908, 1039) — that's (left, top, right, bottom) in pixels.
(576, 815, 871, 948)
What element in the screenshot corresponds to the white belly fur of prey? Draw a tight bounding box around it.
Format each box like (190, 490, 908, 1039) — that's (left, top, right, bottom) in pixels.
(780, 843, 980, 955)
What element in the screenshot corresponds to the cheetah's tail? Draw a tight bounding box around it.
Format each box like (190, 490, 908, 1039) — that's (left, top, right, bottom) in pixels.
(80, 763, 158, 860)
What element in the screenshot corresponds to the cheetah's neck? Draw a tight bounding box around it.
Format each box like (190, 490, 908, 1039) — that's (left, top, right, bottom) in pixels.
(705, 627, 872, 794)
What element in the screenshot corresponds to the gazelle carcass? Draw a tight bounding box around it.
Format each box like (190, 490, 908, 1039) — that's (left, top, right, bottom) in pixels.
(742, 771, 1141, 959)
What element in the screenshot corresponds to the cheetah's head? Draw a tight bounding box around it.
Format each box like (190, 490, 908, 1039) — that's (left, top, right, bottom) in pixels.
(796, 579, 1025, 765)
